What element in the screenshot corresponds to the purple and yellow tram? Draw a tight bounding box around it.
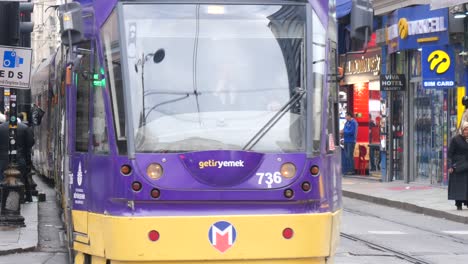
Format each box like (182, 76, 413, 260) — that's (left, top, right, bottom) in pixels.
(31, 0, 371, 263)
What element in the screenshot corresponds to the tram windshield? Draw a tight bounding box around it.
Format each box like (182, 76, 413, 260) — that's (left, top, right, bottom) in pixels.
(122, 4, 308, 153)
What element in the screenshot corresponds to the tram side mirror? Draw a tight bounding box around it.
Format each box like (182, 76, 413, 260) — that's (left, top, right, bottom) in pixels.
(153, 49, 165, 64)
(350, 0, 373, 45)
(134, 49, 166, 72)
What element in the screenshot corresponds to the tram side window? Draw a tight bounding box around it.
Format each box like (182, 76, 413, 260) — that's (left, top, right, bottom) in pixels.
(326, 40, 338, 153)
(92, 51, 110, 154)
(311, 11, 326, 154)
(101, 10, 127, 154)
(75, 42, 92, 152)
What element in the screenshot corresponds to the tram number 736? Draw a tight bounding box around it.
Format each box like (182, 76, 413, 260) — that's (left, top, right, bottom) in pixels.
(257, 172, 282, 188)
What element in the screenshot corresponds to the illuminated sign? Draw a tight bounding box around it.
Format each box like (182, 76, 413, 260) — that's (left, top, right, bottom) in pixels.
(385, 5, 449, 53)
(387, 16, 446, 40)
(340, 53, 381, 76)
(422, 45, 455, 89)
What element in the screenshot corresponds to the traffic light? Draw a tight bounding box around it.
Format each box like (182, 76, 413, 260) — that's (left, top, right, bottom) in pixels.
(19, 2, 34, 47)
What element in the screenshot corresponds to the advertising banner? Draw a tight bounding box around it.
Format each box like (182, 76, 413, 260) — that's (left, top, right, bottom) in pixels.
(0, 45, 33, 89)
(422, 45, 455, 89)
(380, 74, 405, 91)
(385, 5, 449, 53)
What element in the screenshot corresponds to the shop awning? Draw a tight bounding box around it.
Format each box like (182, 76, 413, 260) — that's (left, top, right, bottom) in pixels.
(337, 0, 352, 19)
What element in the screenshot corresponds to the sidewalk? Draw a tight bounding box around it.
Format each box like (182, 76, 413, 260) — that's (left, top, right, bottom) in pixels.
(0, 198, 38, 255)
(342, 175, 468, 224)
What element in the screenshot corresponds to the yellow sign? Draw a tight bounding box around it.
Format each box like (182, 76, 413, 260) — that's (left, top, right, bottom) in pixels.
(398, 18, 409, 39)
(427, 50, 450, 74)
(387, 16, 446, 41)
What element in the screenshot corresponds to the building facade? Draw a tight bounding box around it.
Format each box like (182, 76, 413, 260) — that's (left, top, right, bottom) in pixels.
(376, 4, 467, 185)
(338, 0, 468, 184)
(31, 0, 63, 69)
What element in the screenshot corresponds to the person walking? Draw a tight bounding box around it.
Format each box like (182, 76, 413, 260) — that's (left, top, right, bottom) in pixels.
(0, 110, 5, 124)
(0, 114, 35, 201)
(448, 121, 468, 210)
(458, 95, 468, 134)
(341, 112, 358, 175)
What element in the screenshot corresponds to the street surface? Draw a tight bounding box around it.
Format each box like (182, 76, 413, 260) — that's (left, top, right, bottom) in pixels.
(0, 175, 68, 264)
(337, 197, 468, 263)
(2, 181, 468, 263)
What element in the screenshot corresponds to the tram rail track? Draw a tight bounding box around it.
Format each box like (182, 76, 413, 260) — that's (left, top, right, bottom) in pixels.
(344, 208, 468, 246)
(340, 232, 433, 264)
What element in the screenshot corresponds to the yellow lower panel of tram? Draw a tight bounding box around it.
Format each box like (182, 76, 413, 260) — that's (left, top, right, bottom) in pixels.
(72, 210, 342, 263)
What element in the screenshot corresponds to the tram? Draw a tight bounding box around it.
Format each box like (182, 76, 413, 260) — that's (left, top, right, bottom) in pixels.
(30, 0, 373, 263)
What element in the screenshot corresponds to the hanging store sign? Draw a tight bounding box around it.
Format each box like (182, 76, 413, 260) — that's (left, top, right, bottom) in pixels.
(422, 45, 455, 89)
(339, 49, 381, 84)
(380, 74, 405, 91)
(0, 45, 33, 89)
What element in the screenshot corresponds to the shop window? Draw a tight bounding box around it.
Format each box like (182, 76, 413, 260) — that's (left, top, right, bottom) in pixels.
(326, 40, 338, 153)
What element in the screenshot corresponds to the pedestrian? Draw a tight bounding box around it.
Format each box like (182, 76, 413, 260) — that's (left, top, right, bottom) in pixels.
(341, 112, 358, 175)
(0, 110, 5, 124)
(369, 116, 380, 171)
(458, 95, 468, 134)
(447, 121, 468, 210)
(0, 112, 35, 201)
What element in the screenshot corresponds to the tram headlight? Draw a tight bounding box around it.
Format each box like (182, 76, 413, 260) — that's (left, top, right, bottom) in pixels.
(280, 162, 296, 178)
(147, 163, 163, 180)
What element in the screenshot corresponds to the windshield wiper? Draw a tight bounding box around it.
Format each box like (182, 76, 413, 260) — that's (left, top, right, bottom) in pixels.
(144, 92, 199, 121)
(242, 87, 305, 151)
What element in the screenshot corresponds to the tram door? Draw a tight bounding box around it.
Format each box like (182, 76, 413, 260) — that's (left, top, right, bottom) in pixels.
(69, 41, 93, 235)
(386, 52, 406, 182)
(86, 43, 112, 212)
(388, 91, 405, 181)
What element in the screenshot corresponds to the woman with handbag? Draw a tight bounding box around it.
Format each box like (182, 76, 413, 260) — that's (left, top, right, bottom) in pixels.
(448, 122, 468, 210)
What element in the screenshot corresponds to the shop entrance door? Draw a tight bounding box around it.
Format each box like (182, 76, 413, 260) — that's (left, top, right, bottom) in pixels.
(412, 84, 456, 185)
(388, 91, 405, 181)
(412, 83, 444, 184)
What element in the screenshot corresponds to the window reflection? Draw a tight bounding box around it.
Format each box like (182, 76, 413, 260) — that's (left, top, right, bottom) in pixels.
(123, 4, 309, 153)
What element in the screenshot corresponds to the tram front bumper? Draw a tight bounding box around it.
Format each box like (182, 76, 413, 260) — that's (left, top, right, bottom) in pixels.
(73, 210, 342, 263)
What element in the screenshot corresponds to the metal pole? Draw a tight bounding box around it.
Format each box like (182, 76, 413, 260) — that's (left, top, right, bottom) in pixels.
(0, 77, 25, 227)
(387, 91, 394, 182)
(0, 2, 25, 227)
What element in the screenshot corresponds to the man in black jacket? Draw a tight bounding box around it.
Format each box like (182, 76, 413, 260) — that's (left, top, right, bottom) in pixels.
(0, 116, 35, 201)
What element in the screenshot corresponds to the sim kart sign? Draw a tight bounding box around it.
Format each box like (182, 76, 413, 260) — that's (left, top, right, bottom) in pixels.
(422, 45, 455, 89)
(0, 45, 33, 90)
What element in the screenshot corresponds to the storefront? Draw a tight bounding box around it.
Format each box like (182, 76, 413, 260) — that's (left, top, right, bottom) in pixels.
(379, 5, 464, 184)
(340, 48, 383, 178)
